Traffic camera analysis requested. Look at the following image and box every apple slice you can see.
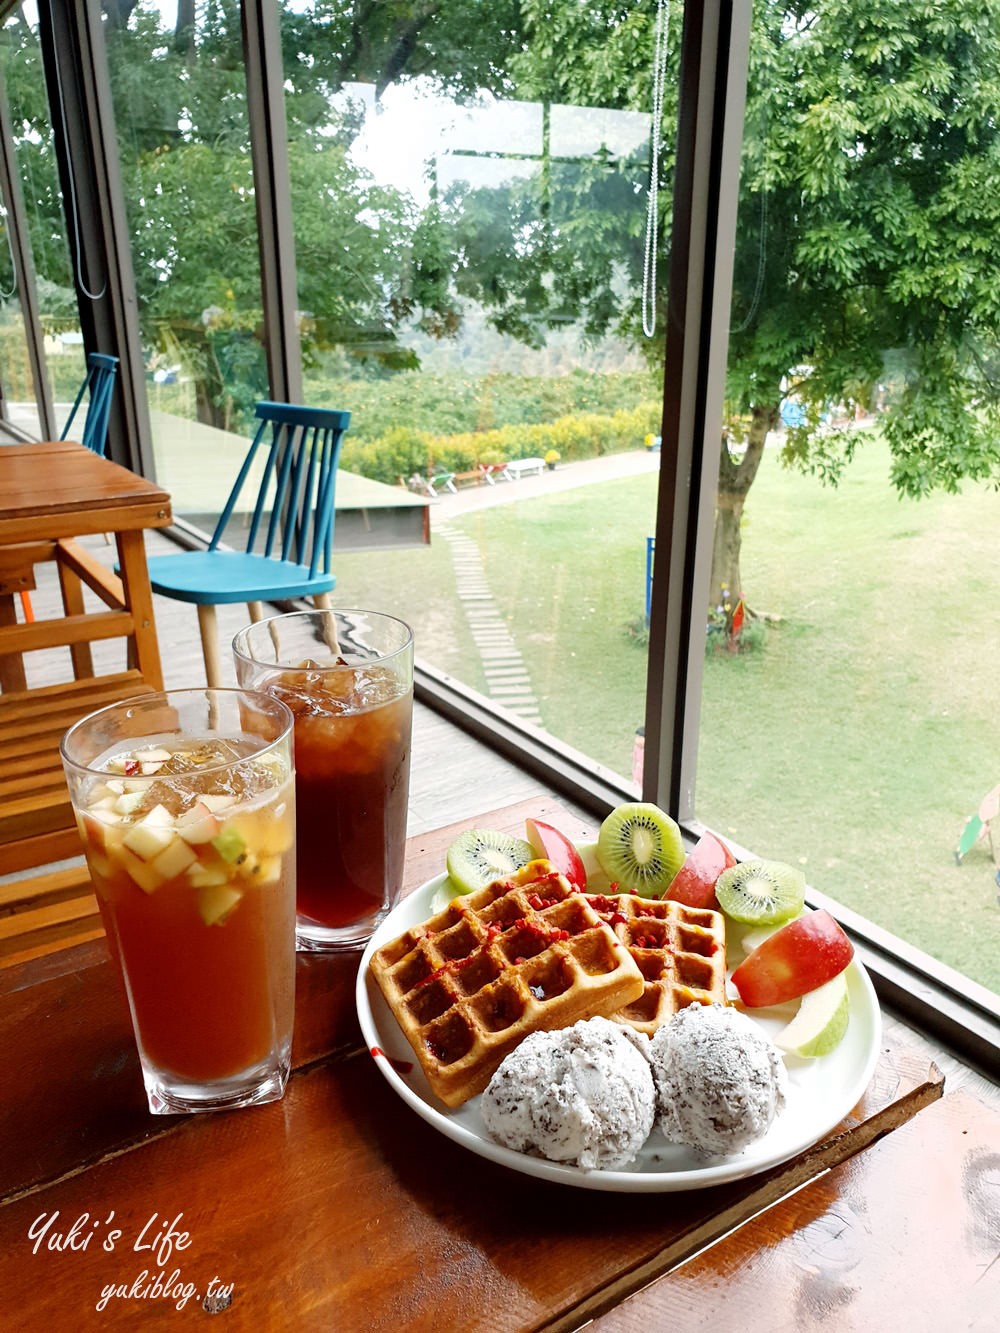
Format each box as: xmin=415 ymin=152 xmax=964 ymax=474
xmin=114 ymin=790 xmax=148 ymax=816
xmin=122 ymin=805 xmax=176 ymax=862
xmin=188 ymin=860 xmax=231 ymax=889
xmin=730 ymin=909 xmax=854 ymax=1007
xmin=152 ymin=835 xmax=198 ymax=881
xmin=176 ymin=802 xmax=221 ymax=845
xmin=108 ymin=842 xmax=163 ymax=895
xmin=774 ymin=970 xmax=850 ymax=1057
xmin=525 ymin=818 xmax=587 ymax=887
xmin=198 ymin=884 xmax=243 ymax=926
xmin=664 ymin=831 xmax=735 ymax=909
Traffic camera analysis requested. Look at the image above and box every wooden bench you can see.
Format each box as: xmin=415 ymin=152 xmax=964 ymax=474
xmin=0 ymin=671 xmax=155 ymax=967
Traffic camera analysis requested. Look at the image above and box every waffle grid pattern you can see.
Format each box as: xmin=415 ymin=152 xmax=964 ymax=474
xmin=370 ymin=870 xmax=644 ymax=1107
xmin=585 ymin=893 xmax=727 ymax=1036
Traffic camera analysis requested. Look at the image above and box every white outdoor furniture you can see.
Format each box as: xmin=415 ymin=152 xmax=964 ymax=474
xmin=505 ymin=457 xmax=546 ymax=479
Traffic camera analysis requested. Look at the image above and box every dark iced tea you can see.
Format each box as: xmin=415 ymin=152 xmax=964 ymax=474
xmin=234 ymin=610 xmax=414 ymax=951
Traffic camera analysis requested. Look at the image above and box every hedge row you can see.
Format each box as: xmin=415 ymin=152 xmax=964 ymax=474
xmin=309 ymin=368 xmax=659 ymax=443
xmin=339 ymin=402 xmax=662 ymax=485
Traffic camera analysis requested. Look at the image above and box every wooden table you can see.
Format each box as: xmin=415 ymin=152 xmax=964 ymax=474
xmin=0 ymin=440 xmax=171 ymax=694
xmin=0 ymin=441 xmax=172 ymax=963
xmin=0 ymin=798 xmax=990 ymax=1331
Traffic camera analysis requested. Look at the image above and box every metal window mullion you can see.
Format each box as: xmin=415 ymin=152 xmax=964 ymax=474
xmin=0 ymin=59 xmax=56 ymax=439
xmin=643 ymin=0 xmax=751 ymax=825
xmin=37 ymin=0 xmax=153 ymax=474
xmin=241 ymin=0 xmax=302 ymax=407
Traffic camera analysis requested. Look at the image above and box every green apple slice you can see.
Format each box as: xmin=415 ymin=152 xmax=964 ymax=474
xmin=774 ymin=969 xmax=850 ymax=1057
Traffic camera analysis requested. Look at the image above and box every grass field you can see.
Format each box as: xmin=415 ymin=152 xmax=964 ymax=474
xmin=332 ymin=437 xmax=999 ymax=993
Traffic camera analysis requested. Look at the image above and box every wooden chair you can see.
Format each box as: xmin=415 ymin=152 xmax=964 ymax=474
xmin=144 ymin=400 xmax=351 ymax=686
xmin=18 ymin=352 xmax=121 ymax=622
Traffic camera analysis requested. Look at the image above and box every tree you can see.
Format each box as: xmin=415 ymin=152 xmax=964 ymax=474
xmin=717 ymin=0 xmax=1000 ymax=608
xmin=421 ymin=0 xmax=1000 ymax=612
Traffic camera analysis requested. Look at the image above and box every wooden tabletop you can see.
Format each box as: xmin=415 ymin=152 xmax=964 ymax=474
xmin=0 ymin=798 xmax=981 ymax=1331
xmin=0 ymin=441 xmax=171 ymax=542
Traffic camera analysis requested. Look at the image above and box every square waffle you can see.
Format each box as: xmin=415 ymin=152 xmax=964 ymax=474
xmin=369 ymin=867 xmax=644 ymax=1107
xmin=585 ymin=893 xmax=727 ymax=1037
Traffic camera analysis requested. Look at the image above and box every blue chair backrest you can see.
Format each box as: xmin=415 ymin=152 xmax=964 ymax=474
xmin=209 ymin=401 xmax=351 ymax=579
xmin=60 ymin=352 xmax=119 ymax=455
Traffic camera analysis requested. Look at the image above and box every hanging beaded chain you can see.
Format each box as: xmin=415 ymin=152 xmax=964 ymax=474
xmin=642 ymin=0 xmax=670 ymax=339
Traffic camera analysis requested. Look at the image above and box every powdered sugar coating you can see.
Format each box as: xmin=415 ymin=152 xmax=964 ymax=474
xmin=649 ymin=1003 xmax=788 ymax=1155
xmin=481 ymin=1017 xmax=655 ymax=1170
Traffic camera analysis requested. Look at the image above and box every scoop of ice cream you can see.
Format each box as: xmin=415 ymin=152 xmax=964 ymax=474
xmin=480 ymin=1017 xmax=655 ymax=1170
xmin=649 ymin=1003 xmax=787 ymax=1156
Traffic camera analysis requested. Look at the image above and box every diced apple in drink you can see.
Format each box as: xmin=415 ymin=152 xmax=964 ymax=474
xmin=133 ymin=747 xmax=172 ymax=764
xmin=151 ymin=835 xmax=198 ymax=881
xmin=200 ymin=793 xmax=236 ymax=813
xmin=104 ymin=753 xmax=129 ymax=775
xmin=198 ymin=884 xmax=243 ymax=926
xmin=105 ymin=778 xmax=126 ymax=794
xmin=259 ymin=813 xmax=294 ymax=855
xmin=114 ymin=790 xmax=148 ymax=816
xmin=122 ymin=804 xmax=176 ymax=861
xmin=176 ymin=802 xmax=221 ymax=845
xmin=247 ymin=854 xmax=281 ymax=885
xmin=211 ymin=825 xmax=247 ymax=864
xmin=187 ymin=861 xmax=231 ymax=889
xmin=77 ymin=808 xmax=120 ymax=854
xmin=89 ymin=794 xmax=119 ymax=812
xmin=109 ymin=842 xmax=163 ymax=894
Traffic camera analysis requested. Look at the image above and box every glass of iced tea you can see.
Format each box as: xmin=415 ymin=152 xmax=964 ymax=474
xmin=232 ymin=609 xmax=413 ymax=952
xmin=61 ymin=688 xmax=297 ymax=1115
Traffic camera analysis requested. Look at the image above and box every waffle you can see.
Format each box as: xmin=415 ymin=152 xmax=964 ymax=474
xmin=585 ymin=893 xmax=727 ymax=1037
xmin=369 ymin=866 xmax=645 ymax=1107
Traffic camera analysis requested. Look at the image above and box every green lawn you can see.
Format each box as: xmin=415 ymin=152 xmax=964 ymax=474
xmin=332 ymin=438 xmax=1000 ymax=993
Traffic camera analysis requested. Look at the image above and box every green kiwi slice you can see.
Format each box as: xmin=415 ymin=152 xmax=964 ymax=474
xmin=715 ymin=859 xmax=805 ymax=925
xmin=596 ymin=802 xmax=685 ymax=897
xmin=445 ymin=829 xmax=534 ymax=895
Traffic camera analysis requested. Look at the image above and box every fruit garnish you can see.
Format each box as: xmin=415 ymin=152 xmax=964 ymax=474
xmin=445 ymin=829 xmax=534 ymax=895
xmin=595 ymin=801 xmax=685 ymax=898
xmin=176 ymin=802 xmax=221 ymax=845
xmin=198 ymin=884 xmax=243 ymax=926
xmin=525 ymin=818 xmax=587 ymax=888
xmin=716 ymin=859 xmax=805 ymax=926
xmin=150 ymin=836 xmax=197 ymax=881
xmin=121 ymin=804 xmax=175 ymax=862
xmin=774 ymin=970 xmax=850 ymax=1057
xmin=664 ymin=831 xmax=735 ymax=909
xmin=211 ymin=826 xmax=247 ymax=864
xmin=730 ymin=909 xmax=854 ymax=1007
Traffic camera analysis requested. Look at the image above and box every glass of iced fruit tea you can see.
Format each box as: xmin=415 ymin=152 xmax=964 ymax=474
xmin=232 ymin=609 xmax=413 ymax=952
xmin=60 ymin=688 xmax=297 ymax=1115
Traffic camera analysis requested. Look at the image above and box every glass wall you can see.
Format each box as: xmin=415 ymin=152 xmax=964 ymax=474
xmin=0 ymin=4 xmax=78 ymax=439
xmin=279 ymin=0 xmax=674 ymax=784
xmin=696 ymin=1 xmax=1000 ymax=996
xmin=101 ymin=2 xmax=267 ymax=529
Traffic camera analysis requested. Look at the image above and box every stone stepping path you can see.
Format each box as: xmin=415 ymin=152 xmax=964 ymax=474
xmin=436 ymin=525 xmax=542 ymax=724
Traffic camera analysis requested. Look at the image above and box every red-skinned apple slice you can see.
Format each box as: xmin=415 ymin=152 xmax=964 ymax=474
xmin=525 ymin=818 xmax=587 ymax=888
xmin=176 ymin=802 xmax=221 ymax=845
xmin=665 ymin=831 xmax=735 ymax=909
xmin=731 ymin=908 xmax=853 ymax=1007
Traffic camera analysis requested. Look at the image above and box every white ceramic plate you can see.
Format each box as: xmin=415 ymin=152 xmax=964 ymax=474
xmin=355 ymin=871 xmax=882 ymax=1193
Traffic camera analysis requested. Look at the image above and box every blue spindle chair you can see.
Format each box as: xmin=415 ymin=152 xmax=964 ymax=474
xmin=60 ymin=352 xmax=119 ymax=455
xmin=145 ymin=401 xmax=351 ymax=687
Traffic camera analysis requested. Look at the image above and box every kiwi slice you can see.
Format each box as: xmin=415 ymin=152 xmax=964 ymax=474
xmin=596 ymin=802 xmax=685 ymax=897
xmin=716 ymin=859 xmax=805 ymax=925
xmin=446 ymin=829 xmax=534 ymax=895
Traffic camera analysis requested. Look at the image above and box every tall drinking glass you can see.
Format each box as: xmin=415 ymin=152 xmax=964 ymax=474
xmin=233 ymin=609 xmax=413 ymax=952
xmin=61 ymin=689 xmax=297 ymax=1115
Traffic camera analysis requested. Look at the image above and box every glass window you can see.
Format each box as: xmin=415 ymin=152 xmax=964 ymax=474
xmin=281 ymin=0 xmax=676 ymax=788
xmin=102 ymin=2 xmax=267 ymax=527
xmin=0 ymin=4 xmax=77 ymax=440
xmin=697 ymin=1 xmax=1000 ymax=998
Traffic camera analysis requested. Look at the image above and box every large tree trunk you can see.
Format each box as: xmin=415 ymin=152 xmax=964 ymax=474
xmin=709 ymin=402 xmax=780 ymax=611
